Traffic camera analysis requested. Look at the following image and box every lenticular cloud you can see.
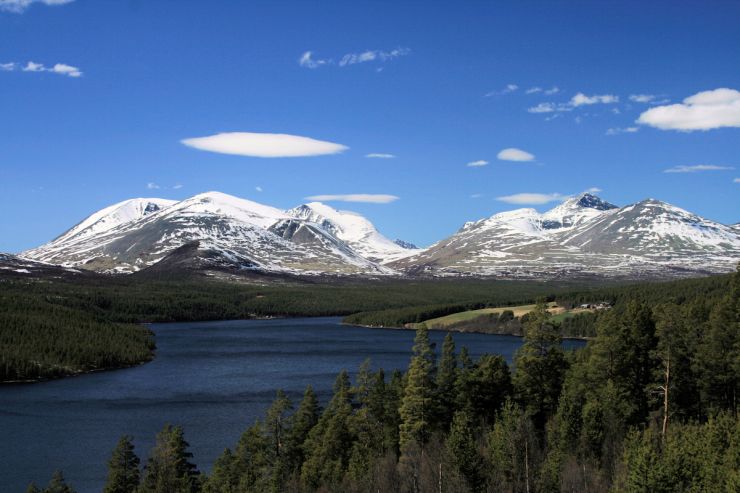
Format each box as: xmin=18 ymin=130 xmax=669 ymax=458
xmin=181 ymin=132 xmax=349 ymax=158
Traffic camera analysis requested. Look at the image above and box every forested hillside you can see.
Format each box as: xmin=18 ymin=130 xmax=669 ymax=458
xmin=29 ymin=267 xmax=739 ymax=492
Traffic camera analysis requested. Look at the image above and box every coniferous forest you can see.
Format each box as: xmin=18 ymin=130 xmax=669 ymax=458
xmin=24 ymin=267 xmax=739 ymax=492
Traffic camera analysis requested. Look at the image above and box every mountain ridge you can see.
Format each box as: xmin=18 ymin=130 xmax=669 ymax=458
xmin=19 ymin=191 xmax=740 ymax=280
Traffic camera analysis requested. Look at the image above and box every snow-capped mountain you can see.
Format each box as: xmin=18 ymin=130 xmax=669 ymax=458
xmin=19 ymin=191 xmax=740 ymax=280
xmin=390 ymin=193 xmax=740 ymax=279
xmin=22 ymin=192 xmax=397 ymax=276
xmin=0 ymin=253 xmax=91 ymax=279
xmin=286 ymin=202 xmax=420 ymax=263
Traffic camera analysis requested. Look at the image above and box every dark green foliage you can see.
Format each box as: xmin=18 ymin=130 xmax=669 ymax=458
xmin=43 ymin=471 xmax=76 ymax=493
xmin=446 ymin=410 xmax=485 ymax=492
xmin=399 ymin=325 xmax=437 ymax=450
xmin=513 ymin=301 xmax=568 ymax=428
xmin=141 ymin=424 xmax=199 ymax=493
xmin=103 ymin=435 xmax=140 ymax=493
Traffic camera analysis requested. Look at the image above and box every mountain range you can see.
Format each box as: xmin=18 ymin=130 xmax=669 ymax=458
xmin=14 ymin=191 xmax=740 ymax=280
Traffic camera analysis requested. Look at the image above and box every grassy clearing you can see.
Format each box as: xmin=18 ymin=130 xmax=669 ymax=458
xmin=420 ymin=302 xmax=592 ymax=328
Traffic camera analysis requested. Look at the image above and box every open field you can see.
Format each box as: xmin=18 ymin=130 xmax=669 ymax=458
xmin=419 ymin=302 xmax=592 ymax=329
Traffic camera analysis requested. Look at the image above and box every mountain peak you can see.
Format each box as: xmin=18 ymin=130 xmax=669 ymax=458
xmin=571 ymin=192 xmax=618 ymax=211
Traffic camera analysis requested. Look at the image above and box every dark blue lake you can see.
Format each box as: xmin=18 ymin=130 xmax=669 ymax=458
xmin=0 ymin=317 xmax=585 ymax=492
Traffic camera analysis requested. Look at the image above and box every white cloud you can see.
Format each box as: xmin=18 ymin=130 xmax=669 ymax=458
xmin=365 ymin=153 xmax=395 ymax=159
xmin=734 ymin=178 xmax=740 ymax=183
xmin=470 ymin=193 xmax=483 ymax=199
xmin=22 ymin=61 xmax=44 ymax=72
xmin=255 ymin=186 xmax=263 ymax=192
xmin=525 ymin=87 xmax=542 ymax=94
xmin=50 ymin=63 xmax=82 ymax=77
xmin=544 ymin=87 xmax=560 ymax=95
xmin=146 ymin=182 xmax=160 ymax=190
xmin=497 ymin=148 xmax=535 ymax=162
xmin=299 ymin=48 xmax=410 ymax=69
xmin=637 ymin=88 xmax=740 ymax=131
xmin=496 ymin=193 xmax=564 ymax=205
xmin=586 ymin=187 xmax=603 ymax=194
xmin=298 ymin=51 xmax=330 ymax=69
xmin=485 ymin=84 xmax=518 ymax=97
xmin=466 ymin=160 xmax=488 ymax=167
xmin=570 ymin=93 xmax=619 ymax=107
xmin=629 ymin=94 xmax=655 ymax=103
xmin=529 ymin=91 xmax=617 ymax=114
xmin=663 ymin=164 xmax=734 ymax=174
xmin=0 ymin=0 xmax=73 ymax=13
xmin=173 ymin=184 xmax=183 ymax=190
xmin=606 ymin=126 xmax=639 ymax=135
xmin=305 ymin=194 xmax=399 ymax=204
xmin=181 ymin=132 xmax=348 ymax=158
xmin=527 ymin=102 xmax=559 ymax=113
xmin=13 ymin=60 xmax=82 ymax=77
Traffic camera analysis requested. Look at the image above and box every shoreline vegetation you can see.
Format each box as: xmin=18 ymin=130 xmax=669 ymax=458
xmin=1 ymin=272 xmax=734 ymax=383
xmin=28 ymin=266 xmax=740 ymax=493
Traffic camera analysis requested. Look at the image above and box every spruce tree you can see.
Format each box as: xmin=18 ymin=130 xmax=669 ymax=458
xmin=399 ymin=324 xmax=437 ymax=450
xmin=446 ymin=410 xmax=485 ymax=492
xmin=513 ymin=301 xmax=567 ymax=428
xmin=43 ymin=470 xmax=75 ymax=493
xmin=25 ymin=483 xmax=41 ymax=493
xmin=141 ymin=424 xmax=200 ymax=493
xmin=264 ymin=390 xmax=292 ymax=491
xmin=103 ymin=435 xmax=140 ymax=493
xmin=285 ymin=385 xmax=319 ymax=472
xmin=436 ymin=333 xmax=458 ymax=429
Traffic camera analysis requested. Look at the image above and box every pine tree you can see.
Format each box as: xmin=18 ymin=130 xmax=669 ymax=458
xmin=467 ymin=354 xmax=512 ymax=423
xmin=25 ymin=483 xmax=41 ymax=493
xmin=203 ymin=448 xmax=238 ymax=493
xmin=436 ymin=333 xmax=458 ymax=429
xmin=301 ymin=370 xmax=354 ymax=489
xmin=43 ymin=470 xmax=75 ymax=493
xmin=399 ymin=324 xmax=437 ymax=450
xmin=233 ymin=421 xmax=269 ymax=491
xmin=264 ymin=390 xmax=292 ymax=491
xmin=513 ymin=301 xmax=567 ymax=427
xmin=141 ymin=424 xmax=200 ymax=493
xmin=284 ymin=385 xmax=319 ymax=473
xmin=103 ymin=435 xmax=141 ymax=493
xmin=446 ymin=410 xmax=485 ymax=492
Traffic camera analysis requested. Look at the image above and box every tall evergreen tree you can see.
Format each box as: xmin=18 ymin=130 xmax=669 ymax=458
xmin=399 ymin=324 xmax=437 ymax=450
xmin=513 ymin=301 xmax=567 ymax=427
xmin=141 ymin=424 xmax=200 ymax=493
xmin=103 ymin=435 xmax=141 ymax=493
xmin=446 ymin=410 xmax=485 ymax=492
xmin=43 ymin=471 xmax=75 ymax=493
xmin=436 ymin=333 xmax=458 ymax=429
xmin=284 ymin=385 xmax=319 ymax=473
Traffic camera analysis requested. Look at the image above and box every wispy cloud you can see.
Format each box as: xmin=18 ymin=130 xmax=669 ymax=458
xmin=528 ymin=92 xmax=617 ymax=113
xmin=629 ymin=94 xmax=655 ymax=103
xmin=734 ymin=178 xmax=740 ymax=183
xmin=0 ymin=0 xmax=73 ymax=13
xmin=255 ymin=186 xmax=263 ymax=192
xmin=585 ymin=187 xmax=603 ymax=194
xmin=570 ymin=93 xmax=619 ymax=107
xmin=146 ymin=182 xmax=160 ymax=190
xmin=485 ymin=84 xmax=518 ymax=97
xmin=365 ymin=153 xmax=395 ymax=159
xmin=470 ymin=193 xmax=483 ymax=199
xmin=638 ymin=88 xmax=740 ymax=131
xmin=181 ymin=132 xmax=348 ymax=158
xmin=496 ymin=192 xmax=564 ymax=205
xmin=305 ymin=194 xmax=399 ymax=204
xmin=299 ymin=48 xmax=410 ymax=69
xmin=497 ymin=148 xmax=535 ymax=162
xmin=544 ymin=87 xmax=560 ymax=95
xmin=173 ymin=184 xmax=183 ymax=190
xmin=466 ymin=160 xmax=488 ymax=167
xmin=606 ymin=126 xmax=639 ymax=135
xmin=663 ymin=164 xmax=734 ymax=174
xmin=2 ymin=60 xmax=82 ymax=77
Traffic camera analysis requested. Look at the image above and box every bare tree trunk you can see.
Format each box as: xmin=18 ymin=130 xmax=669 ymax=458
xmin=662 ymin=353 xmax=670 ymax=439
xmin=525 ymin=440 xmax=530 ymax=493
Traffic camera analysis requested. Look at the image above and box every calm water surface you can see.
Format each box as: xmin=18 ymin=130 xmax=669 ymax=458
xmin=0 ymin=317 xmax=585 ymax=492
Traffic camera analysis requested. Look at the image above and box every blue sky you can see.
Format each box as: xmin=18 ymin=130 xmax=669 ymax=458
xmin=1 ymin=0 xmax=739 ymax=252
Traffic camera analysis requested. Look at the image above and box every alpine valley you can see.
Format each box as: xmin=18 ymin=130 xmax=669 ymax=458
xmin=16 ymin=191 xmax=740 ymax=281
